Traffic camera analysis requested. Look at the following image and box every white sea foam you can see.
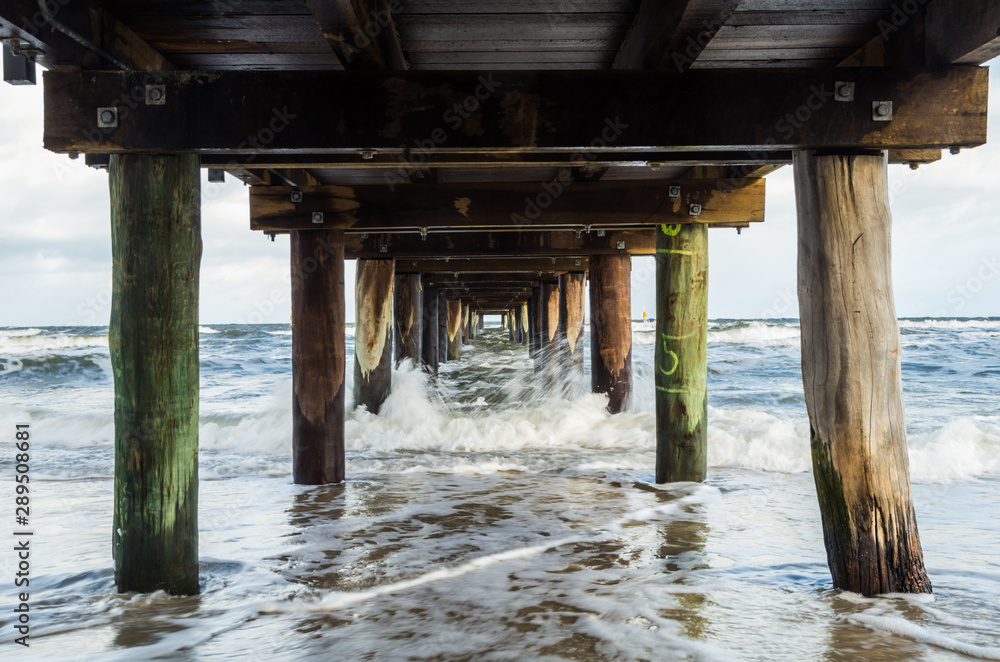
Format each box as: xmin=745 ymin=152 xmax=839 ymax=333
xmin=710 ymin=321 xmax=801 ymax=346
xmin=901 ymin=318 xmax=1000 ymax=330
xmin=0 ymin=332 xmax=108 ymax=353
xmin=199 ymin=326 xmax=220 ymax=334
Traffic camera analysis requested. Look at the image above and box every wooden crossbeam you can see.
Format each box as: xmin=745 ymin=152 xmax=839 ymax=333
xmin=306 ymin=0 xmax=407 ymax=70
xmin=396 ymin=258 xmax=587 ymax=273
xmin=614 ymin=0 xmax=741 ymax=70
xmin=345 ymin=229 xmax=655 ymax=258
xmin=0 ymin=0 xmax=172 ymax=71
xmin=44 ymin=67 xmax=987 ymax=156
xmin=250 ymin=180 xmax=763 ymax=232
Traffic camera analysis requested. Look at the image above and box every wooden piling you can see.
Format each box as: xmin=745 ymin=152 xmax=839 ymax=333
xmin=655 ymin=224 xmax=708 ymax=484
xmin=437 ymin=291 xmax=448 ymax=364
xmin=394 ymin=273 xmax=421 ymax=367
xmin=794 ymin=150 xmax=931 ymax=596
xmin=291 ymin=229 xmax=346 ymax=485
xmin=420 ymin=284 xmax=438 ymax=375
xmin=589 ymin=255 xmax=632 ymax=413
xmin=447 ymin=299 xmax=463 ymax=360
xmin=559 ymin=272 xmax=587 ymax=377
xmin=353 ymin=258 xmax=394 ymax=414
xmin=520 ymin=302 xmax=529 ymax=346
xmin=462 ymin=303 xmax=470 ymax=345
xmin=542 ymin=282 xmax=560 ymax=386
xmin=110 ymin=153 xmax=201 ymax=595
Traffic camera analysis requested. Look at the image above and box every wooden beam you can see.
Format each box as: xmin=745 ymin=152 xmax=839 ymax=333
xmin=398 ymin=258 xmax=588 ymax=273
xmin=420 ymin=284 xmax=438 ymax=375
xmin=558 ymin=272 xmax=587 ymax=379
xmin=348 ymin=230 xmax=651 ymax=259
xmin=590 ymin=255 xmax=632 ymax=414
xmin=843 ymin=0 xmax=1000 ymax=67
xmin=250 ymin=180 xmax=764 ymax=232
xmin=306 ymin=0 xmax=407 ymax=70
xmin=44 ymin=68 xmax=988 ymax=155
xmin=109 ymin=153 xmax=199 ymax=596
xmin=0 ymin=0 xmax=172 ymax=71
xmin=394 ymin=273 xmax=421 ymax=367
xmin=353 ymin=258 xmax=393 ymax=414
xmin=614 ymin=0 xmax=742 ymax=70
xmin=794 ymin=150 xmax=931 ymax=595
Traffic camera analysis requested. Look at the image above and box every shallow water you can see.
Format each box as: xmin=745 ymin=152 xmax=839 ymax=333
xmin=0 ymin=320 xmax=998 ymax=660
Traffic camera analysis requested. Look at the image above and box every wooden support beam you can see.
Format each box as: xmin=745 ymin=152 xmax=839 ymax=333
xmin=843 ymin=0 xmax=1000 ymax=67
xmin=397 ymin=257 xmax=588 ymax=274
xmin=655 ymin=224 xmax=708 ymax=484
xmin=437 ymin=291 xmax=448 ymax=364
xmin=529 ymin=287 xmax=541 ymax=373
xmin=306 ymin=0 xmax=407 ymax=70
xmin=44 ymin=68 xmax=988 ymax=155
xmin=353 ymin=258 xmax=393 ymax=414
xmin=0 ymin=0 xmax=173 ymax=71
xmin=446 ymin=299 xmax=462 ymax=360
xmin=541 ymin=282 xmax=560 ymax=388
xmin=614 ymin=0 xmax=741 ymax=70
xmin=590 ymin=255 xmax=632 ymax=414
xmin=461 ymin=302 xmax=470 ymax=345
xmin=394 ymin=273 xmax=421 ymax=367
xmin=348 ymin=231 xmax=650 ymax=259
xmin=794 ymin=150 xmax=931 ymax=596
xmin=291 ymin=230 xmax=346 ymax=485
xmin=558 ymin=272 xmax=587 ymax=380
xmin=420 ymin=284 xmax=438 ymax=375
xmin=520 ymin=302 xmax=529 ymax=346
xmin=110 ymin=153 xmax=199 ymax=596
xmin=250 ymin=180 xmax=764 ymax=232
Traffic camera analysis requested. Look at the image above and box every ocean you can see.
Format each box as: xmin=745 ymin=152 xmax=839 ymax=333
xmin=0 ymin=319 xmax=998 ymax=661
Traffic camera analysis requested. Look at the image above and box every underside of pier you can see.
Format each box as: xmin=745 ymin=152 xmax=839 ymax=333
xmin=5 ymin=0 xmax=996 ymax=597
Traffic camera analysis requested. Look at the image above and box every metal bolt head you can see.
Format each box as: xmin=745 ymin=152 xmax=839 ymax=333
xmin=574 ymin=259 xmax=582 ymax=266
xmin=145 ymin=84 xmax=166 ymax=105
xmin=616 ymin=240 xmax=626 ymax=250
xmin=360 ymin=150 xmax=375 ymax=160
xmin=873 ymin=101 xmax=892 ymax=121
xmin=597 ymin=229 xmax=606 ymax=237
xmin=668 ymin=185 xmax=681 ymax=198
xmin=97 ymin=107 xmax=117 ymax=128
xmin=689 ymin=203 xmax=703 ymax=217
xmin=290 ymin=190 xmax=303 ymax=203
xmin=379 ymin=244 xmax=388 ymax=253
xmin=834 ymin=81 xmax=854 ymax=102
xmin=311 ymin=212 xmax=324 ymax=224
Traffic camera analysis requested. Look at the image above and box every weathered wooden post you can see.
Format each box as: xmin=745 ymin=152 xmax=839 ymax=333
xmin=447 ymin=299 xmax=463 ymax=360
xmin=520 ymin=302 xmax=529 ymax=346
xmin=542 ymin=281 xmax=560 ymax=387
xmin=655 ymin=224 xmax=708 ymax=484
xmin=354 ymin=259 xmax=394 ymax=414
xmin=508 ymin=310 xmax=516 ymax=342
xmin=794 ymin=150 xmax=931 ymax=596
xmin=559 ymin=272 xmax=587 ymax=378
xmin=478 ymin=314 xmax=484 ymax=331
xmin=437 ymin=291 xmax=448 ymax=364
xmin=291 ymin=229 xmax=346 ymax=485
xmin=394 ymin=273 xmax=421 ymax=367
xmin=530 ymin=286 xmax=542 ymax=374
xmin=421 ymin=284 xmax=438 ymax=375
xmin=589 ymin=255 xmax=632 ymax=413
xmin=462 ymin=302 xmax=470 ymax=345
xmin=110 ymin=154 xmax=200 ymax=595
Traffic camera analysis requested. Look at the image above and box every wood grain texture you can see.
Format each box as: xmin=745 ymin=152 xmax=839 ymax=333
xmin=110 ymin=154 xmax=200 ymax=595
xmin=353 ymin=258 xmax=394 ymax=414
xmin=559 ymin=272 xmax=587 ymax=377
xmin=291 ymin=229 xmax=346 ymax=485
xmin=589 ymin=255 xmax=632 ymax=413
xmin=655 ymin=223 xmax=708 ymax=484
xmin=420 ymin=284 xmax=439 ymax=375
xmin=437 ymin=291 xmax=449 ymax=363
xmin=394 ymin=273 xmax=421 ymax=366
xmin=794 ymin=150 xmax=931 ymax=596
xmin=446 ymin=299 xmax=462 ymax=360
xmin=43 ymin=68 xmax=988 ymax=155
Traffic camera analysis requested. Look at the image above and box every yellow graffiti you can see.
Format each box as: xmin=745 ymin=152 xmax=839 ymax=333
xmin=661 ymin=224 xmax=681 ymax=236
xmin=656 ymin=248 xmax=693 ymax=255
xmin=655 ymin=386 xmax=687 ymax=394
xmin=659 ymin=349 xmax=679 ymax=377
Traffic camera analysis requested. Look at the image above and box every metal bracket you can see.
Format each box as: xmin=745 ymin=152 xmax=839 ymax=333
xmin=668 ymin=185 xmax=681 ymax=198
xmin=834 ymin=81 xmax=855 ymax=102
xmin=597 ymin=229 xmax=606 ymax=237
xmin=873 ymin=101 xmax=893 ymax=121
xmin=689 ymin=204 xmax=703 ymax=217
xmin=97 ymin=107 xmax=118 ymax=129
xmin=290 ymin=190 xmax=303 ymax=203
xmin=379 ymin=244 xmax=388 ymax=253
xmin=311 ymin=212 xmax=324 ymax=224
xmin=616 ymin=240 xmax=626 ymax=250
xmin=145 ymin=84 xmax=166 ymax=105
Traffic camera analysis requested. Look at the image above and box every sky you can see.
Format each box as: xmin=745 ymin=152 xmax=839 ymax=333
xmin=1 ymin=64 xmax=999 ymax=326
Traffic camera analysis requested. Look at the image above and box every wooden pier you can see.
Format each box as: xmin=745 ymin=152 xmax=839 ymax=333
xmin=3 ymin=0 xmax=995 ymax=597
